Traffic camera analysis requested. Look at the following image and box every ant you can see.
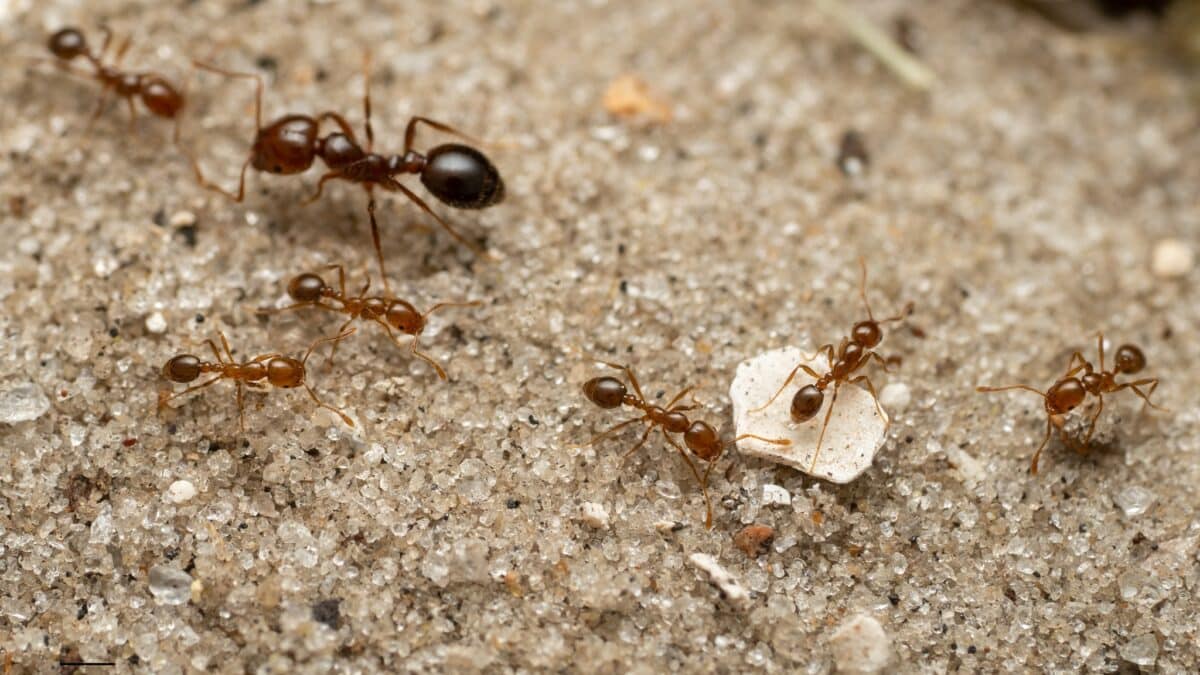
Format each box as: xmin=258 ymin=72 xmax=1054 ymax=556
xmin=749 ymin=259 xmax=912 ymax=473
xmin=45 ymin=27 xmax=185 ymax=133
xmin=159 ymin=330 xmax=355 ymax=431
xmin=581 ymin=361 xmax=790 ymax=529
xmin=977 ymin=333 xmax=1162 ymax=474
xmin=186 ymin=55 xmax=504 ymax=292
xmin=259 ymin=264 xmax=479 ymax=380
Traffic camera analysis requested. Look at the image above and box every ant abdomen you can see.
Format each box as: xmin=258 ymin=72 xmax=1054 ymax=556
xmin=1045 ymin=378 xmax=1086 ymax=414
xmin=48 ymin=28 xmax=88 ymax=60
xmin=288 ymin=273 xmax=328 ymax=302
xmin=583 ymin=376 xmax=626 ymax=409
xmin=420 ymin=144 xmax=505 ymax=209
xmin=266 ymin=358 xmax=305 ymax=388
xmin=683 ymin=422 xmax=721 ymax=461
xmin=1114 ymin=344 xmax=1146 ymax=374
xmin=163 ymin=354 xmax=202 ymax=383
xmin=139 ymin=76 xmax=184 ymax=118
xmin=252 ymin=115 xmax=320 ymax=174
xmin=791 ymin=385 xmax=825 ymax=423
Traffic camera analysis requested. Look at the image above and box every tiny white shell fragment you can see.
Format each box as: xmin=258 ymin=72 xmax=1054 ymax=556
xmin=579 ymin=502 xmax=610 ymax=529
xmin=688 ymin=553 xmax=749 ymax=608
xmin=829 ymin=613 xmax=892 ymax=674
xmin=731 ymin=347 xmax=888 ymax=483
xmin=878 ymin=382 xmax=911 ymax=413
xmin=165 ymin=480 xmax=198 ymax=504
xmin=145 ymin=312 xmax=168 ymax=334
xmin=761 ymin=484 xmax=792 ymax=507
xmin=1151 ymin=238 xmax=1192 ymax=278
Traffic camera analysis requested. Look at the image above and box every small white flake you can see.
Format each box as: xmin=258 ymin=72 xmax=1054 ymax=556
xmin=0 ymin=381 xmax=51 ymax=424
xmin=878 ymin=382 xmax=911 ymax=413
xmin=145 ymin=312 xmax=168 ymax=334
xmin=169 ymin=210 xmax=197 ymax=228
xmin=761 ymin=484 xmax=791 ymax=507
xmin=165 ymin=480 xmax=198 ymax=504
xmin=829 ymin=613 xmax=892 ymax=674
xmin=688 ymin=553 xmax=749 ymax=608
xmin=579 ymin=502 xmax=610 ymax=529
xmin=1150 ymin=239 xmax=1192 ymax=278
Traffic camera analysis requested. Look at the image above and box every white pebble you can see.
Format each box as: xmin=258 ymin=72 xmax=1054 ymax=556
xmin=730 ymin=347 xmax=888 ymax=483
xmin=0 ymin=381 xmax=51 ymax=424
xmin=878 ymin=382 xmax=911 ymax=413
xmin=1115 ymin=485 xmax=1155 ymax=518
xmin=579 ymin=502 xmax=610 ymax=529
xmin=145 ymin=312 xmax=168 ymax=334
xmin=688 ymin=553 xmax=749 ymax=608
xmin=165 ymin=480 xmax=198 ymax=504
xmin=169 ymin=210 xmax=197 ymax=228
xmin=1119 ymin=633 xmax=1158 ymax=667
xmin=829 ymin=613 xmax=892 ymax=674
xmin=761 ymin=484 xmax=791 ymax=507
xmin=1151 ymin=239 xmax=1192 ymax=278
xmin=148 ymin=565 xmax=193 ymax=606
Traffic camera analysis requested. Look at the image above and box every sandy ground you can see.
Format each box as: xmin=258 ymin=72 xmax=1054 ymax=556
xmin=1 ymin=0 xmax=1198 ymax=672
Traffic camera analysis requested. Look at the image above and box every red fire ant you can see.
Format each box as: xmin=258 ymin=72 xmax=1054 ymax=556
xmin=259 ymin=265 xmax=479 ymax=380
xmin=581 ymin=361 xmax=790 ymax=528
xmin=186 ymin=55 xmax=503 ymax=292
xmin=159 ymin=330 xmax=355 ymax=431
xmin=749 ymin=259 xmax=911 ymax=473
xmin=45 ymin=27 xmax=185 ymax=133
xmin=977 ymin=333 xmax=1163 ymax=474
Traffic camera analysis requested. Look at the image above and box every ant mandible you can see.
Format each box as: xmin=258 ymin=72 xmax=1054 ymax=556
xmin=187 ymin=54 xmax=504 ymax=292
xmin=750 ymin=258 xmax=912 ymax=473
xmin=976 ymin=333 xmax=1163 ymax=474
xmin=159 ymin=329 xmax=356 ymax=431
xmin=581 ymin=361 xmax=790 ymax=529
xmin=46 ymin=27 xmax=185 ymax=133
xmin=259 ymin=264 xmax=480 ymax=380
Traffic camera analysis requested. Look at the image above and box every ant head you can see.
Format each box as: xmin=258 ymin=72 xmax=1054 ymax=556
xmin=851 ymin=320 xmax=882 ymax=348
xmin=583 ymin=376 xmax=626 ymax=409
xmin=1046 ymin=377 xmax=1086 ymax=414
xmin=1114 ymin=344 xmax=1146 ymax=374
xmin=48 ymin=28 xmax=87 ymax=60
xmin=790 ymin=384 xmax=825 ymax=423
xmin=139 ymin=76 xmax=184 ymax=118
xmin=163 ymin=354 xmax=201 ymax=383
xmin=385 ymin=302 xmax=424 ymax=336
xmin=252 ymin=116 xmax=319 ymax=174
xmin=288 ymin=273 xmax=327 ymax=302
xmin=683 ymin=421 xmax=722 ymax=461
xmin=266 ymin=357 xmax=305 ymax=388
xmin=420 ymin=144 xmax=505 ymax=209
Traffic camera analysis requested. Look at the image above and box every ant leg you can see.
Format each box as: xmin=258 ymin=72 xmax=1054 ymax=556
xmin=189 ymin=152 xmax=250 ymax=202
xmin=84 ymin=86 xmax=115 ymax=134
xmin=423 ymin=299 xmax=483 ymax=320
xmin=303 ymin=170 xmax=343 ymax=205
xmin=665 ymin=386 xmax=694 ymax=410
xmin=575 ymin=416 xmax=645 ymax=450
xmin=620 ymin=423 xmax=657 ymax=463
xmin=193 ymin=60 xmax=264 ymax=128
xmin=384 ymin=178 xmax=495 ymax=259
xmin=158 ymin=374 xmax=225 ymax=409
xmin=125 ymin=96 xmax=138 ymax=131
xmin=322 ymin=263 xmax=349 ymax=298
xmin=808 ymin=381 xmax=841 ymax=473
xmin=976 ymin=383 xmax=1047 ymax=397
xmin=857 ymin=256 xmax=875 ymax=321
xmin=257 ymin=300 xmax=339 ymax=317
xmin=403 ymin=116 xmax=485 ymax=153
xmin=113 ymin=34 xmax=132 ymax=66
xmin=324 ymin=317 xmax=357 ymax=368
xmin=408 ymin=336 xmax=448 ymax=380
xmin=880 ymin=301 xmax=914 ymax=324
xmin=315 ymin=111 xmax=359 ymax=144
xmin=203 ymin=338 xmax=226 ymax=364
xmin=1096 ymin=332 xmax=1106 ymax=372
xmin=662 ymin=432 xmax=714 ymax=530
xmin=365 ymin=194 xmax=393 ymax=296
xmin=236 ymin=380 xmax=245 ymax=433
xmin=1115 ymin=378 xmax=1165 ymax=411
xmin=731 ymin=433 xmax=791 ymax=446
xmin=303 ymin=383 xmax=355 ymax=427
xmin=748 ymin=362 xmax=824 ymax=414
xmin=867 ymin=351 xmax=895 ymax=373
xmin=1030 ymin=415 xmax=1053 ymax=475
xmin=592 ymin=360 xmax=647 ymax=402
xmin=361 ymin=51 xmax=374 ymax=151
xmin=849 ymin=374 xmax=886 ymax=427
xmin=219 ymin=332 xmax=236 ymax=363
xmin=302 ymin=327 xmax=357 ymax=366
xmin=1062 ymin=351 xmax=1090 ymax=378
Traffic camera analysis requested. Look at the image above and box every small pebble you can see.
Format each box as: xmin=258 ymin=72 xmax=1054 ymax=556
xmin=1119 ymin=633 xmax=1158 ymax=667
xmin=169 ymin=210 xmax=197 ymax=228
xmin=165 ymin=480 xmax=198 ymax=504
xmin=829 ymin=613 xmax=892 ymax=674
xmin=878 ymin=382 xmax=911 ymax=413
xmin=761 ymin=484 xmax=791 ymax=507
xmin=579 ymin=501 xmax=610 ymax=529
xmin=145 ymin=312 xmax=168 ymax=334
xmin=0 ymin=381 xmax=51 ymax=424
xmin=688 ymin=553 xmax=750 ymax=608
xmin=1150 ymin=238 xmax=1192 ymax=278
xmin=733 ymin=524 xmax=775 ymax=558
xmin=654 ymin=520 xmax=684 ymax=534
xmin=1114 ymin=485 xmax=1155 ymax=518
xmin=148 ymin=565 xmax=193 ymax=606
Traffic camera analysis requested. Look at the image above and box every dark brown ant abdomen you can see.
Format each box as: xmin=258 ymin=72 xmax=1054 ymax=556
xmin=583 ymin=376 xmax=626 ymax=409
xmin=139 ymin=75 xmax=184 ymax=118
xmin=1045 ymin=377 xmax=1086 ymax=414
xmin=791 ymin=384 xmax=825 ymax=422
xmin=419 ymin=144 xmax=505 ymax=209
xmin=266 ymin=358 xmax=305 ymax=388
xmin=317 ymin=133 xmax=366 ymax=169
xmin=683 ymin=421 xmax=721 ymax=461
xmin=1114 ymin=344 xmax=1146 ymax=374
xmin=163 ymin=355 xmax=202 ymax=383
xmin=253 ymin=115 xmax=320 ymax=174
xmin=49 ymin=28 xmax=88 ymax=60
